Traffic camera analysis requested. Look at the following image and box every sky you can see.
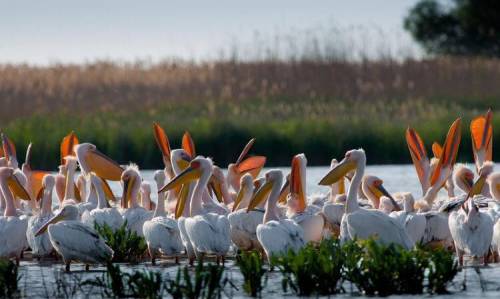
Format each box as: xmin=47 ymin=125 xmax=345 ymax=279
xmin=0 ymin=0 xmax=420 ymax=65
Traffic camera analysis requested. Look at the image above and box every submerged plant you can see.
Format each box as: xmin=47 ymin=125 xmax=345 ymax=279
xmin=427 ymin=247 xmax=459 ymax=294
xmin=94 ymin=221 xmax=147 ymax=263
xmin=236 ymin=251 xmax=266 ymax=297
xmin=0 ymin=259 xmax=19 ymax=297
xmin=164 ymin=262 xmax=229 ymax=299
xmin=273 ymin=239 xmax=343 ymax=296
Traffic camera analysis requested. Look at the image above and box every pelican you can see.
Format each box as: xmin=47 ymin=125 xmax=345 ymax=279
xmin=227 ymin=173 xmax=264 ymax=251
xmin=160 ymin=157 xmax=231 ymax=264
xmin=121 ymin=166 xmax=151 ymax=236
xmin=75 ymin=143 xmax=124 ymax=181
xmin=390 ymin=195 xmax=426 ymax=244
xmin=36 ymin=205 xmax=113 ymax=271
xmin=60 ymin=156 xmax=80 ymax=207
xmin=286 ymin=154 xmax=324 ymax=243
xmin=140 ymin=181 xmax=156 ymax=211
xmin=454 ymin=164 xmax=474 ymax=195
xmin=81 ymin=174 xmax=123 ymax=230
xmin=319 ymin=149 xmax=414 ymax=249
xmin=449 ymin=195 xmax=493 ymax=265
xmin=0 ymin=167 xmax=32 ymax=263
xmin=143 ymin=170 xmax=183 ymax=264
xmin=26 ymin=174 xmax=55 ymax=258
xmin=77 ymin=174 xmax=98 ymax=213
xmin=361 ymin=175 xmax=401 ymax=211
xmin=247 ymin=169 xmax=305 ymax=261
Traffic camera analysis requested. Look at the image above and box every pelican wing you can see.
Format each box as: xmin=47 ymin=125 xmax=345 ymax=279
xmin=256 ymin=219 xmax=305 ymax=257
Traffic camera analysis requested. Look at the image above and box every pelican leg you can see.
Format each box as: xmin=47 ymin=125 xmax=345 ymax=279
xmin=15 ymin=257 xmax=20 ymax=266
xmin=149 ymin=248 xmax=156 ymax=265
xmin=222 ymin=255 xmax=225 ymax=266
xmin=455 ymin=245 xmax=464 ymax=266
xmin=188 ymin=257 xmax=194 ymax=266
xmin=175 ymin=256 xmax=179 ymax=264
xmin=85 ymin=264 xmax=90 ymax=271
xmin=65 ymin=262 xmax=71 ymax=272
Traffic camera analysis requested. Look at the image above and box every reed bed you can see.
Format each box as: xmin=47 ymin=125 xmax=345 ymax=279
xmin=1 ymin=57 xmax=499 ymax=168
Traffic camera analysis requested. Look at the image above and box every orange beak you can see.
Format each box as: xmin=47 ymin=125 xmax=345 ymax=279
xmin=430 ymin=118 xmax=462 ymax=187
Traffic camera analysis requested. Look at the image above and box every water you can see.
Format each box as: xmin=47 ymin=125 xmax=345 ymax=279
xmin=20 ymin=164 xmax=500 ymax=298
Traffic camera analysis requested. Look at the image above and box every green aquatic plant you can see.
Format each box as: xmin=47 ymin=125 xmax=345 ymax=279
xmin=164 ymin=262 xmax=229 ymax=299
xmin=273 ymin=239 xmax=344 ymax=296
xmin=236 ymin=251 xmax=266 ymax=297
xmin=0 ymin=259 xmax=19 ymax=297
xmin=94 ymin=221 xmax=147 ymax=263
xmin=427 ymin=247 xmax=459 ymax=294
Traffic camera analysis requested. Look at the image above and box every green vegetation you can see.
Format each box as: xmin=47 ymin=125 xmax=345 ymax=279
xmin=427 ymin=247 xmax=460 ymax=294
xmin=94 ymin=222 xmax=147 ymax=263
xmin=0 ymin=260 xmax=18 ymax=297
xmin=236 ymin=251 xmax=266 ymax=297
xmin=273 ymin=239 xmax=344 ymax=296
xmin=1 ymin=58 xmax=499 ymax=168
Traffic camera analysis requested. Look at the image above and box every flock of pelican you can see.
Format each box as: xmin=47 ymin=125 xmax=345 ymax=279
xmin=0 ymin=109 xmax=498 ymax=271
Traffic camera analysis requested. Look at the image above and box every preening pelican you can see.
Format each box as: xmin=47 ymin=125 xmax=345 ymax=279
xmin=160 ymin=157 xmax=231 ymax=264
xmin=227 ymin=173 xmax=264 ymax=251
xmin=121 ymin=166 xmax=151 ymax=236
xmin=248 ymin=169 xmax=305 ymax=261
xmin=454 ymin=164 xmax=474 ymax=195
xmin=361 ymin=175 xmax=401 ymax=211
xmin=27 ymin=174 xmax=55 ymax=258
xmin=81 ymin=174 xmax=123 ymax=231
xmin=143 ymin=170 xmax=183 ymax=264
xmin=286 ymin=154 xmax=324 ymax=243
xmin=319 ymin=149 xmax=414 ymax=249
xmin=0 ymin=167 xmax=32 ymax=263
xmin=36 ymin=205 xmax=113 ymax=271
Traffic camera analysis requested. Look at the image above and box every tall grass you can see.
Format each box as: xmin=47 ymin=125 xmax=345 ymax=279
xmin=94 ymin=222 xmax=147 ymax=263
xmin=236 ymin=251 xmax=266 ymax=297
xmin=0 ymin=259 xmax=19 ymax=297
xmin=1 ymin=56 xmax=499 ymax=167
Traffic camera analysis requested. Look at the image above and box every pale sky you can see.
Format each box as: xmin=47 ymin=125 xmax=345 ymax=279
xmin=0 ymin=0 xmax=421 ymax=65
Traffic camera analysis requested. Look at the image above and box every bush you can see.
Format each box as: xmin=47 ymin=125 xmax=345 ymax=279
xmin=0 ymin=259 xmax=18 ymax=297
xmin=236 ymin=251 xmax=266 ymax=297
xmin=95 ymin=221 xmax=147 ymax=263
xmin=272 ymin=239 xmax=343 ymax=296
xmin=427 ymin=247 xmax=459 ymax=294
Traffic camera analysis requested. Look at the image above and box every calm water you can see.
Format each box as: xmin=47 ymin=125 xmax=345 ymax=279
xmin=22 ymin=164 xmax=500 ymax=298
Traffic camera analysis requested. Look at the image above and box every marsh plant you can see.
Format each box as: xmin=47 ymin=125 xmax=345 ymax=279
xmin=164 ymin=262 xmax=229 ymax=299
xmin=273 ymin=239 xmax=344 ymax=296
xmin=236 ymin=251 xmax=266 ymax=297
xmin=427 ymin=247 xmax=459 ymax=294
xmin=95 ymin=221 xmax=147 ymax=263
xmin=0 ymin=259 xmax=19 ymax=297
xmin=85 ymin=263 xmax=163 ymax=299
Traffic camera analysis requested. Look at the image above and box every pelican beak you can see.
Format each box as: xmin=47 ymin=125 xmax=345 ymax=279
xmin=471 ymin=109 xmax=493 ymax=170
xmin=278 ymin=174 xmax=290 ymax=204
xmin=247 ymin=180 xmax=273 ymax=212
xmin=35 ymin=211 xmax=65 ymax=236
xmin=462 ymin=174 xmax=474 ymax=192
xmin=232 ymin=184 xmax=248 ymax=212
xmin=60 ymin=131 xmax=79 ymax=165
xmin=370 ymin=180 xmax=400 ymax=211
xmin=237 ymin=156 xmax=267 ymax=179
xmin=153 ymin=122 xmax=172 ymax=163
xmin=469 ymin=175 xmax=487 ymax=198
xmin=159 ymin=163 xmax=201 ymax=193
xmin=319 ymin=158 xmax=357 ymax=186
xmin=36 ymin=186 xmax=45 ymax=202
xmin=290 ymin=155 xmax=306 ymax=213
xmin=85 ymin=148 xmax=124 ymax=181
xmin=182 ymin=132 xmax=196 ymax=158
xmin=174 ymin=184 xmax=190 ymax=219
xmin=405 ymin=128 xmax=429 ymax=188
xmin=209 ymin=176 xmax=223 ymax=203
xmin=1 ymin=133 xmax=17 ymax=165
xmin=337 ymin=178 xmax=346 ymax=194
xmin=121 ymin=176 xmax=136 ymax=209
xmin=101 ymin=178 xmax=116 ymax=202
xmin=8 ymin=174 xmax=32 ymax=201
xmin=430 ymin=118 xmax=461 ymax=186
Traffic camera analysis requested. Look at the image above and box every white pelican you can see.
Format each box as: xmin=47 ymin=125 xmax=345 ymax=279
xmin=454 ymin=164 xmax=474 ymax=195
xmin=160 ymin=157 xmax=231 ymax=264
xmin=319 ymin=149 xmax=414 ymax=249
xmin=143 ymin=170 xmax=183 ymax=264
xmin=286 ymin=154 xmax=324 ymax=243
xmin=390 ymin=195 xmax=426 ymax=244
xmin=120 ymin=166 xmax=152 ymax=236
xmin=61 ymin=156 xmax=80 ymax=207
xmin=361 ymin=175 xmax=401 ymax=211
xmin=81 ymin=174 xmax=123 ymax=231
xmin=140 ymin=181 xmax=155 ymax=211
xmin=227 ymin=173 xmax=264 ymax=252
xmin=449 ymin=196 xmax=493 ymax=265
xmin=77 ymin=174 xmax=98 ymax=213
xmin=0 ymin=167 xmax=32 ymax=263
xmin=26 ymin=174 xmax=55 ymax=258
xmin=75 ymin=143 xmax=124 ymax=181
xmin=36 ymin=205 xmax=113 ymax=271
xmin=247 ymin=169 xmax=305 ymax=261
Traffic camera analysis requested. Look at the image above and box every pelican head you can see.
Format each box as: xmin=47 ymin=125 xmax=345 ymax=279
xmin=319 ymin=149 xmax=365 ymax=186
xmin=232 ymin=173 xmax=254 ymax=211
xmin=0 ymin=167 xmax=31 ymax=201
xmin=379 ymin=196 xmax=395 ymax=214
xmin=75 ymin=143 xmax=123 ymax=181
xmin=121 ymin=165 xmax=141 ymax=209
xmin=159 ymin=157 xmax=212 ymax=193
xmin=362 ymin=175 xmax=400 ymax=210
xmin=35 ymin=205 xmax=79 ymax=236
xmin=247 ymin=169 xmax=283 ymax=212
xmin=487 ymin=172 xmax=500 ymax=200
xmin=37 ymin=174 xmax=56 ymax=201
xmin=140 ymin=181 xmax=153 ymax=210
xmin=170 ymin=149 xmax=192 ymax=175
xmin=153 ymin=170 xmax=166 ymax=191
xmin=453 ymin=164 xmax=474 ymax=194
